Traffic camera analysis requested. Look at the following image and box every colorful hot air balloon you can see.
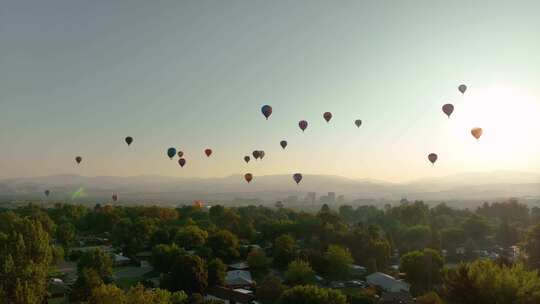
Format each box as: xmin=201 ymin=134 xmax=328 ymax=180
xmin=471 ymin=127 xmax=483 ymax=140
xmin=112 ymin=193 xmax=118 ymax=202
xmin=442 ymin=104 xmax=454 ymax=118
xmin=293 ymin=173 xmax=303 ymax=185
xmin=178 ymin=158 xmax=186 ymax=167
xmin=44 ymin=190 xmax=50 ymax=197
xmin=75 ymin=156 xmax=82 ymax=164
xmin=204 ymin=149 xmax=212 ymax=157
xmin=280 ymin=140 xmax=287 ymax=149
xmin=125 ymin=136 xmax=133 ymax=146
xmin=261 ymin=105 xmax=273 ymax=120
xmin=244 ymin=156 xmax=250 ymax=163
xmin=193 ymin=200 xmax=204 ymax=208
xmin=355 ymin=119 xmax=362 ymax=128
xmin=167 ymin=148 xmax=177 ymax=159
xmin=428 ymin=153 xmax=438 ymax=165
xmin=244 ymin=173 xmax=253 ymax=183
xmin=177 ymin=151 xmax=184 ymax=158
xmin=299 ymin=120 xmax=308 ymax=132
xmin=259 ymin=151 xmax=265 ymax=160
xmin=323 ymin=112 xmax=332 ymax=123
xmin=459 ymin=84 xmax=467 ymax=94
xmin=252 ymin=150 xmax=261 ymax=160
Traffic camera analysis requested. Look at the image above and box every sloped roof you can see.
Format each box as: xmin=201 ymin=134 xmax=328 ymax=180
xmin=225 ymin=270 xmax=254 ymax=286
xmin=366 ymin=272 xmax=409 ymax=291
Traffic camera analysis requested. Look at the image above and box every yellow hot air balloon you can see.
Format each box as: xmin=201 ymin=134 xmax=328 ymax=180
xmin=471 ymin=127 xmax=483 ymax=140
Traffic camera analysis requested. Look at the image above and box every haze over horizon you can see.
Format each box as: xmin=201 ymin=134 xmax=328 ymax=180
xmin=2 ymin=1 xmax=540 ymax=182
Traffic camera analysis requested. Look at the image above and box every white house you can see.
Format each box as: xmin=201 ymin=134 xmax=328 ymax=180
xmin=366 ymin=272 xmax=410 ymax=292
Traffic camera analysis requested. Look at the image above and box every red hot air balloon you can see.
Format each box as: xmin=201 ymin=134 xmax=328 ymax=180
xmin=178 ymin=158 xmax=186 ymax=167
xmin=293 ymin=173 xmax=303 ymax=185
xmin=354 ymin=119 xmax=362 ymax=128
xmin=125 ymin=137 xmax=133 ymax=146
xmin=75 ymin=156 xmax=82 ymax=165
xmin=178 ymin=151 xmax=184 ymax=158
xmin=428 ymin=153 xmax=438 ymax=165
xmin=204 ymin=149 xmax=212 ymax=157
xmin=244 ymin=156 xmax=250 ymax=163
xmin=280 ymin=140 xmax=287 ymax=149
xmin=442 ymin=104 xmax=454 ymax=118
xmin=261 ymin=105 xmax=272 ymax=120
xmin=459 ymin=84 xmax=467 ymax=94
xmin=323 ymin=112 xmax=332 ymax=123
xmin=112 ymin=193 xmax=118 ymax=202
xmin=299 ymin=120 xmax=308 ymax=132
xmin=471 ymin=127 xmax=483 ymax=140
xmin=252 ymin=150 xmax=261 ymax=160
xmin=244 ymin=173 xmax=253 ymax=183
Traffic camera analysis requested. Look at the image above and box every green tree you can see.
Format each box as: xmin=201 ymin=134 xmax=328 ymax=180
xmin=400 ymin=249 xmax=444 ymax=295
xmin=90 ymin=284 xmax=126 ymax=304
xmin=161 ymin=255 xmax=208 ymax=295
xmin=278 ymin=285 xmax=347 ymax=304
xmin=273 ymin=234 xmax=297 ymax=267
xmin=284 ymin=260 xmax=315 ymax=286
xmin=324 ymin=245 xmax=353 ymax=280
xmin=207 ymin=258 xmax=227 ymax=287
xmin=207 ymin=230 xmax=239 ymax=262
xmin=56 ymin=222 xmax=76 ymax=247
xmin=151 ymin=244 xmax=186 ymax=273
xmin=77 ymin=248 xmax=113 ymax=282
xmin=176 ymin=225 xmax=208 ymax=249
xmin=70 ymin=269 xmax=104 ymax=302
xmin=416 ymin=291 xmax=444 ymax=304
xmin=526 ymin=224 xmax=540 ymax=268
xmin=247 ymin=249 xmax=272 ymax=272
xmin=256 ymin=275 xmax=286 ymax=304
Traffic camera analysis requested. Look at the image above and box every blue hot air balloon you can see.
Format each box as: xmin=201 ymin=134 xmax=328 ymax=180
xmin=167 ymin=147 xmax=177 ymax=159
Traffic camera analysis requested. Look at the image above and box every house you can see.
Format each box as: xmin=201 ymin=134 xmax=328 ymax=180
xmin=379 ymin=291 xmax=414 ymax=304
xmin=112 ymin=253 xmax=131 ymax=266
xmin=206 ymin=286 xmax=256 ymax=304
xmin=225 ymin=270 xmax=255 ymax=288
xmin=350 ymin=264 xmax=367 ymax=275
xmin=229 ymin=261 xmax=250 ymax=270
xmin=366 ymin=272 xmax=410 ymax=293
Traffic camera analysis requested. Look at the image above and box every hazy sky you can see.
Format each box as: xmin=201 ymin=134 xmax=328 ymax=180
xmin=1 ymin=0 xmax=540 ymax=182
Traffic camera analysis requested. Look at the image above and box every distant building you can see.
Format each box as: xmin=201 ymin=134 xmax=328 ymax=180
xmin=328 ymin=192 xmax=336 ymax=203
xmin=306 ymin=192 xmax=317 ymax=204
xmin=206 ymin=286 xmax=256 ymax=304
xmin=337 ymin=195 xmax=345 ymax=203
xmin=366 ymin=272 xmax=410 ymax=293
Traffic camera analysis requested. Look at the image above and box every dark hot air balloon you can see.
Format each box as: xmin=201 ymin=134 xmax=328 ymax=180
xmin=293 ymin=173 xmax=303 ymax=185
xmin=261 ymin=105 xmax=272 ymax=120
xmin=205 ymin=149 xmax=212 ymax=157
xmin=442 ymin=104 xmax=454 ymax=118
xmin=259 ymin=151 xmax=265 ymax=160
xmin=280 ymin=140 xmax=287 ymax=149
xmin=459 ymin=84 xmax=467 ymax=94
xmin=428 ymin=153 xmax=438 ymax=165
xmin=244 ymin=173 xmax=253 ymax=183
xmin=125 ymin=137 xmax=133 ymax=146
xmin=177 ymin=151 xmax=184 ymax=158
xmin=354 ymin=119 xmax=362 ymax=128
xmin=244 ymin=156 xmax=250 ymax=163
xmin=471 ymin=128 xmax=483 ymax=140
xmin=178 ymin=158 xmax=186 ymax=167
xmin=44 ymin=190 xmax=50 ymax=197
xmin=112 ymin=193 xmax=118 ymax=202
xmin=167 ymin=148 xmax=176 ymax=159
xmin=252 ymin=150 xmax=261 ymax=160
xmin=299 ymin=120 xmax=308 ymax=132
xmin=323 ymin=112 xmax=332 ymax=122
xmin=75 ymin=156 xmax=82 ymax=164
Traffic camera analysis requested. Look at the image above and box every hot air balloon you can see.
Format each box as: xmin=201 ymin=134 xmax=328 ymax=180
xmin=112 ymin=193 xmax=118 ymax=202
xmin=244 ymin=173 xmax=253 ymax=183
xmin=75 ymin=156 xmax=82 ymax=164
xmin=204 ymin=149 xmax=212 ymax=157
xmin=428 ymin=153 xmax=438 ymax=165
xmin=259 ymin=151 xmax=265 ymax=160
xmin=442 ymin=104 xmax=454 ymax=118
xmin=125 ymin=136 xmax=133 ymax=146
xmin=167 ymin=148 xmax=176 ymax=159
xmin=178 ymin=158 xmax=186 ymax=167
xmin=293 ymin=173 xmax=303 ymax=185
xmin=193 ymin=200 xmax=204 ymax=208
xmin=244 ymin=156 xmax=250 ymax=163
xmin=177 ymin=151 xmax=184 ymax=158
xmin=354 ymin=119 xmax=362 ymax=128
xmin=261 ymin=105 xmax=272 ymax=120
xmin=299 ymin=120 xmax=308 ymax=132
xmin=44 ymin=190 xmax=50 ymax=197
xmin=459 ymin=84 xmax=467 ymax=94
xmin=323 ymin=112 xmax=332 ymax=123
xmin=471 ymin=127 xmax=483 ymax=140
xmin=280 ymin=140 xmax=287 ymax=149
xmin=252 ymin=150 xmax=261 ymax=160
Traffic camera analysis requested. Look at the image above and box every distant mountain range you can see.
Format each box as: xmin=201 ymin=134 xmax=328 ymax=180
xmin=1 ymin=171 xmax=539 ymax=204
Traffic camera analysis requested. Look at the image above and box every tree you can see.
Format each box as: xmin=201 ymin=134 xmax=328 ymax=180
xmin=151 ymin=244 xmax=186 ymax=273
xmin=70 ymin=269 xmax=104 ymax=302
xmin=416 ymin=292 xmax=444 ymax=304
xmin=0 ymin=212 xmax=53 ymax=304
xmin=324 ymin=245 xmax=353 ymax=280
xmin=77 ymin=248 xmax=113 ymax=282
xmin=256 ymin=275 xmax=286 ymax=304
xmin=273 ymin=234 xmax=297 ymax=267
xmin=207 ymin=258 xmax=227 ymax=287
xmin=176 ymin=225 xmax=208 ymax=249
xmin=247 ymin=249 xmax=272 ymax=272
xmin=90 ymin=284 xmax=126 ymax=304
xmin=462 ymin=215 xmax=491 ymax=245
xmin=125 ymin=284 xmax=188 ymax=304
xmin=56 ymin=222 xmax=76 ymax=247
xmin=526 ymin=224 xmax=540 ymax=268
xmin=161 ymin=254 xmax=208 ymax=295
xmin=400 ymin=249 xmax=444 ymax=295
xmin=278 ymin=285 xmax=347 ymax=304
xmin=284 ymin=260 xmax=315 ymax=286
xmin=207 ymin=230 xmax=239 ymax=262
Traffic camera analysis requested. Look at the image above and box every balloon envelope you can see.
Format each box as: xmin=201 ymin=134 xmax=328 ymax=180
xmin=177 ymin=151 xmax=184 ymax=158
xmin=259 ymin=151 xmax=265 ymax=160
xmin=178 ymin=158 xmax=186 ymax=167
xmin=299 ymin=120 xmax=308 ymax=132
xmin=205 ymin=149 xmax=212 ymax=157
xmin=75 ymin=156 xmax=82 ymax=164
xmin=44 ymin=190 xmax=50 ymax=197
xmin=293 ymin=173 xmax=303 ymax=184
xmin=280 ymin=140 xmax=287 ymax=149
xmin=167 ymin=148 xmax=177 ymax=159
xmin=252 ymin=150 xmax=261 ymax=159
xmin=244 ymin=156 xmax=250 ymax=163
xmin=125 ymin=136 xmax=133 ymax=146
xmin=442 ymin=104 xmax=454 ymax=118
xmin=323 ymin=112 xmax=332 ymax=122
xmin=261 ymin=105 xmax=272 ymax=120
xmin=244 ymin=173 xmax=253 ymax=183
xmin=471 ymin=127 xmax=483 ymax=140
xmin=428 ymin=153 xmax=438 ymax=165
xmin=355 ymin=119 xmax=362 ymax=128
xmin=112 ymin=194 xmax=118 ymax=202
xmin=459 ymin=84 xmax=467 ymax=94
